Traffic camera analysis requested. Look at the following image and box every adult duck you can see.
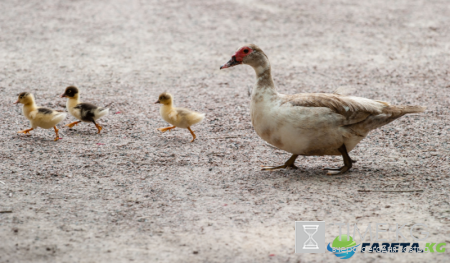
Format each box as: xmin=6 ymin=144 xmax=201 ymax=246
xmin=220 ymin=44 xmax=425 ymax=175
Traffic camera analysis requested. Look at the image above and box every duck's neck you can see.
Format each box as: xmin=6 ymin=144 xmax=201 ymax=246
xmin=161 ymin=103 xmax=174 ymax=112
xmin=251 ymin=59 xmax=277 ymax=99
xmin=23 ymin=101 xmax=37 ymax=115
xmin=67 ymin=96 xmax=80 ymax=109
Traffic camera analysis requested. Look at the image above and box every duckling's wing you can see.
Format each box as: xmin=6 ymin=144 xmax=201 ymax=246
xmin=74 ymin=103 xmax=98 ymax=122
xmin=37 ymin=107 xmax=65 ymax=121
xmin=37 ymin=107 xmax=54 ymax=115
xmin=176 ymin=108 xmax=205 ymax=126
xmin=175 ymin=108 xmax=195 ymax=117
xmin=33 ymin=107 xmax=66 ymax=126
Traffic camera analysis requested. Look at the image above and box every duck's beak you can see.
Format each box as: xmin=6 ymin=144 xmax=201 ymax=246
xmin=60 ymin=94 xmax=67 ymax=98
xmin=13 ymin=100 xmax=19 ymax=104
xmin=155 ymin=100 xmax=160 ymax=104
xmin=220 ymin=56 xmax=241 ymax=70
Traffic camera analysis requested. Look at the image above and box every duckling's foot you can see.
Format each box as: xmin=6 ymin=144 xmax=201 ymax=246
xmin=187 ymin=127 xmax=196 ymax=142
xmin=261 ymin=154 xmax=299 ymax=171
xmin=53 ymin=126 xmax=60 ymax=141
xmin=158 ymin=126 xmax=176 ymax=133
xmin=65 ymin=121 xmax=81 ymax=128
xmin=93 ymin=122 xmax=103 ymax=134
xmin=324 ymin=144 xmax=353 ymax=175
xmin=18 ymin=128 xmax=34 ymax=135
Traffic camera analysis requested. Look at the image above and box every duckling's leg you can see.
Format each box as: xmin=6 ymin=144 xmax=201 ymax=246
xmin=17 ymin=128 xmax=34 ymax=135
xmin=53 ymin=126 xmax=60 ymax=141
xmin=65 ymin=121 xmax=81 ymax=128
xmin=158 ymin=126 xmax=176 ymax=133
xmin=324 ymin=144 xmax=353 ymax=175
xmin=261 ymin=154 xmax=299 ymax=171
xmin=187 ymin=127 xmax=196 ymax=142
xmin=93 ymin=121 xmax=102 ymax=134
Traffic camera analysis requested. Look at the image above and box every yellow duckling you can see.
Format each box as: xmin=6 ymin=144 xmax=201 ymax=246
xmin=14 ymin=92 xmax=67 ymax=141
xmin=155 ymin=92 xmax=205 ymax=142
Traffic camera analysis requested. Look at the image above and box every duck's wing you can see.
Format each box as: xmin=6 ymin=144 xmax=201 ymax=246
xmin=36 ymin=107 xmax=66 ymax=120
xmin=175 ymin=107 xmax=196 ymax=117
xmin=281 ymin=93 xmax=386 ymax=122
xmin=74 ymin=103 xmax=98 ymax=122
xmin=37 ymin=107 xmax=55 ymax=115
xmin=31 ymin=107 xmax=66 ymax=125
xmin=280 ymin=93 xmax=424 ymax=136
xmin=173 ymin=108 xmax=205 ymax=126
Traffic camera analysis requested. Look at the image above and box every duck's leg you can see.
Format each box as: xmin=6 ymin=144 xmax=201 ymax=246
xmin=65 ymin=121 xmax=81 ymax=128
xmin=158 ymin=126 xmax=176 ymax=133
xmin=324 ymin=144 xmax=353 ymax=175
xmin=187 ymin=127 xmax=196 ymax=142
xmin=93 ymin=121 xmax=102 ymax=134
xmin=17 ymin=128 xmax=34 ymax=135
xmin=261 ymin=154 xmax=299 ymax=171
xmin=53 ymin=126 xmax=60 ymax=141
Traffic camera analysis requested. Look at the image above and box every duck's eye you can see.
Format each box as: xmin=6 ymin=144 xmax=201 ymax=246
xmin=243 ymin=49 xmax=249 ymax=54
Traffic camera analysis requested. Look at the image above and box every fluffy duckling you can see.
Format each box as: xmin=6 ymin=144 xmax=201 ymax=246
xmin=14 ymin=92 xmax=67 ymax=141
xmin=155 ymin=92 xmax=205 ymax=142
xmin=61 ymin=86 xmax=109 ymax=134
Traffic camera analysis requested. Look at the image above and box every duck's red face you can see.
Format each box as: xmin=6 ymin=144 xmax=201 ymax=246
xmin=220 ymin=46 xmax=254 ymax=69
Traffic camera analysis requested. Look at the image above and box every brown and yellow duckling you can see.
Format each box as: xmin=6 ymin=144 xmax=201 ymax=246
xmin=61 ymin=86 xmax=109 ymax=134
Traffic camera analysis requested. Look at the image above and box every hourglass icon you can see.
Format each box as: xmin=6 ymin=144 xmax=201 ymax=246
xmin=303 ymin=225 xmax=319 ymax=249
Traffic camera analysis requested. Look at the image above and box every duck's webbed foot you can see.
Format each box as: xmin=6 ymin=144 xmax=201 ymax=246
xmin=53 ymin=126 xmax=60 ymax=141
xmin=324 ymin=144 xmax=353 ymax=175
xmin=187 ymin=127 xmax=196 ymax=142
xmin=65 ymin=121 xmax=81 ymax=128
xmin=261 ymin=154 xmax=299 ymax=171
xmin=93 ymin=121 xmax=103 ymax=134
xmin=158 ymin=126 xmax=176 ymax=133
xmin=18 ymin=128 xmax=34 ymax=135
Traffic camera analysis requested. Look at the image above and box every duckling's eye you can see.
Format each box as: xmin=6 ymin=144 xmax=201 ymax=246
xmin=243 ymin=49 xmax=249 ymax=54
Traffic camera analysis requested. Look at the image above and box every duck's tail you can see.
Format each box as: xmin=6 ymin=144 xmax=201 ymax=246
xmin=52 ymin=112 xmax=67 ymax=124
xmin=96 ymin=108 xmax=109 ymax=119
xmin=344 ymin=104 xmax=425 ymax=137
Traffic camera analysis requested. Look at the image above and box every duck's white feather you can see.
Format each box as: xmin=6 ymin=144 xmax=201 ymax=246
xmin=247 ymin=50 xmax=424 ymax=156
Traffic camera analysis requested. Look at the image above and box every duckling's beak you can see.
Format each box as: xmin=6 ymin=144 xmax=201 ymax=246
xmin=60 ymin=94 xmax=67 ymax=98
xmin=13 ymin=100 xmax=19 ymax=104
xmin=220 ymin=56 xmax=241 ymax=70
xmin=155 ymin=100 xmax=160 ymax=104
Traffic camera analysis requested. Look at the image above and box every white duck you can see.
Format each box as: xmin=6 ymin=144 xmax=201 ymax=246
xmin=61 ymin=86 xmax=109 ymax=134
xmin=220 ymin=44 xmax=425 ymax=175
xmin=14 ymin=92 xmax=67 ymax=141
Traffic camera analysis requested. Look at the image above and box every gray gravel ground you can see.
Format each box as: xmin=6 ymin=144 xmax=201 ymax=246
xmin=1 ymin=0 xmax=449 ymax=262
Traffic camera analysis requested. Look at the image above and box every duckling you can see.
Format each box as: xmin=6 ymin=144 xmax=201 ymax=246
xmin=14 ymin=92 xmax=67 ymax=141
xmin=61 ymin=86 xmax=109 ymax=134
xmin=155 ymin=92 xmax=205 ymax=142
